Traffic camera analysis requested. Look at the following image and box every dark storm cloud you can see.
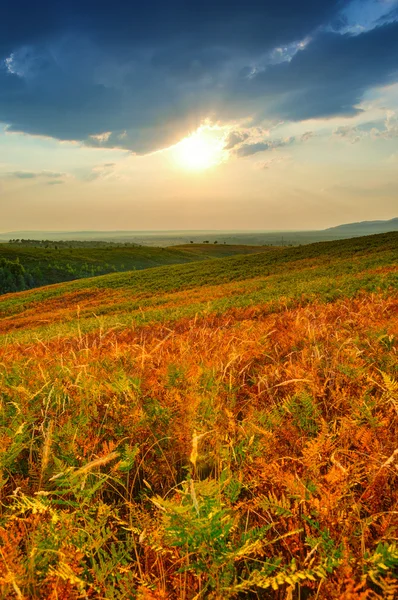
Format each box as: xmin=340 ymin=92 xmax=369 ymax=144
xmin=0 ymin=1 xmax=397 ymax=153
xmin=237 ymin=21 xmax=398 ymax=121
xmin=377 ymin=5 xmax=398 ymax=25
xmin=0 ymin=1 xmax=342 ymax=57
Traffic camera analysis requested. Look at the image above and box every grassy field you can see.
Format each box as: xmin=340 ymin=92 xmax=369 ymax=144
xmin=0 ymin=232 xmax=397 ymax=599
xmin=0 ymin=243 xmax=270 ymax=293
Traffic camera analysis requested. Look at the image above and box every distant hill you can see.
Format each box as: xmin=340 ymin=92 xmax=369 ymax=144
xmin=1 ymin=218 xmax=397 ymax=247
xmin=325 ymin=217 xmax=398 ymax=234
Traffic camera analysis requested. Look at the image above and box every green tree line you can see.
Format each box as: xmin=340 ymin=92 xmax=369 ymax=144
xmin=0 ymin=258 xmax=33 ymax=294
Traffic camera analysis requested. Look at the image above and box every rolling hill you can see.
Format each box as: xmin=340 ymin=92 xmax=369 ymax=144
xmin=0 ymin=232 xmax=397 ymax=599
xmin=325 ymin=217 xmax=398 ymax=235
xmin=0 ymin=242 xmax=271 ymax=294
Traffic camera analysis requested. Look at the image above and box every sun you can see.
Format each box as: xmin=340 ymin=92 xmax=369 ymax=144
xmin=173 ymin=127 xmax=227 ymax=171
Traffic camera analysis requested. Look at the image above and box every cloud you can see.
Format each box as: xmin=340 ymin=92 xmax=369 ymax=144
xmin=0 ymin=2 xmax=397 ymax=153
xmin=235 ymin=141 xmax=273 ymax=157
xmin=236 ymin=138 xmax=293 ymax=157
xmin=0 ymin=2 xmax=342 ymax=59
xmin=224 ymin=131 xmax=250 ymax=150
xmin=4 ymin=170 xmax=65 ymax=179
xmin=8 ymin=171 xmax=37 ymax=179
xmin=375 ymin=109 xmax=398 ymax=138
xmin=235 ymin=21 xmax=398 ymax=122
xmin=300 ymin=131 xmax=314 ymax=142
xmin=235 ymin=133 xmax=312 ymax=157
xmin=90 ymin=132 xmax=112 ymax=144
xmin=336 ymin=0 xmax=398 ymax=34
xmin=333 ymin=110 xmax=398 ymax=143
xmin=75 ymin=162 xmax=117 ymax=182
xmin=333 ymin=125 xmax=363 ymax=143
xmin=375 ymin=3 xmax=398 ymax=26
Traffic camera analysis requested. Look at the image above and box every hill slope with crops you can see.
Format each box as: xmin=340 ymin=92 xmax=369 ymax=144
xmin=0 ymin=232 xmax=397 ymax=599
xmin=0 ymin=242 xmax=270 ymax=294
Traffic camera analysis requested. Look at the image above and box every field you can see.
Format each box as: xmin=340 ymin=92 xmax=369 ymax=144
xmin=0 ymin=242 xmax=269 ymax=294
xmin=0 ymin=232 xmax=397 ymax=599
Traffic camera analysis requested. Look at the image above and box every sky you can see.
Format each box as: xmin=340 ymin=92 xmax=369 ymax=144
xmin=0 ymin=0 xmax=398 ymax=232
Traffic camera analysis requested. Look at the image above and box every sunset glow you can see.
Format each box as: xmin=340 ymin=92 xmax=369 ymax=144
xmin=173 ymin=128 xmax=227 ymax=171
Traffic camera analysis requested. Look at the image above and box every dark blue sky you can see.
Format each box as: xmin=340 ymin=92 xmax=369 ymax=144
xmin=1 ymin=0 xmax=398 ymax=152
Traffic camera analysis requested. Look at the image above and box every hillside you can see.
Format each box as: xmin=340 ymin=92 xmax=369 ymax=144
xmin=0 ymin=242 xmax=270 ymax=294
xmin=0 ymin=232 xmax=397 ymax=599
xmin=325 ymin=217 xmax=398 ymax=235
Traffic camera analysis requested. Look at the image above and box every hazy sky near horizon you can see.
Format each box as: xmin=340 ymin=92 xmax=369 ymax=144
xmin=1 ymin=0 xmax=398 ymax=232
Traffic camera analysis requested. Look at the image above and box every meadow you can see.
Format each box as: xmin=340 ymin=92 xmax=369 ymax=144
xmin=0 ymin=232 xmax=397 ymax=599
xmin=0 ymin=242 xmax=268 ymax=294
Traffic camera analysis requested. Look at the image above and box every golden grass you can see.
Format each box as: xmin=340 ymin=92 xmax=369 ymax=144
xmin=0 ymin=235 xmax=397 ymax=598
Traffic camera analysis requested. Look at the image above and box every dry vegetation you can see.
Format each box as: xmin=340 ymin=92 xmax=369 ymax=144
xmin=0 ymin=233 xmax=397 ymax=599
